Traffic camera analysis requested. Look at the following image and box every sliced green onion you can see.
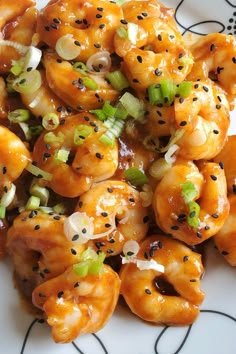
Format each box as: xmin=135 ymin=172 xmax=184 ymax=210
xmin=53 ymin=203 xmax=66 ymax=215
xmin=26 ymin=163 xmax=53 ymax=181
xmin=177 ymin=81 xmax=192 ymax=97
xmin=8 ymin=109 xmax=30 ymax=123
xmin=89 ymin=109 xmax=107 ymax=121
xmin=149 ymin=158 xmax=171 ymax=180
xmin=124 ymin=167 xmax=148 ymax=186
xmin=29 ymin=180 xmax=49 ymax=206
xmin=114 ymin=103 xmax=128 ymax=120
xmin=12 ymin=69 xmax=42 ymax=94
xmin=178 ymin=56 xmax=194 ymax=65
xmin=181 ymin=181 xmax=198 ymax=204
xmin=73 ymin=61 xmax=87 ymax=75
xmin=147 ymin=84 xmax=162 ymax=105
xmin=53 ymin=148 xmax=70 ymax=164
xmin=103 ymin=116 xmax=116 ymax=129
xmin=44 ymin=131 xmax=65 ymax=147
xmin=42 ymin=113 xmax=60 ymax=131
xmin=73 ymin=249 xmax=106 ymax=277
xmin=102 ymin=100 xmax=117 ymax=117
xmin=88 ymin=251 xmax=106 ymax=274
xmin=119 ymin=92 xmax=145 ymax=120
xmin=116 ymin=26 xmax=128 ymax=38
xmin=160 ymin=79 xmax=177 ymax=104
xmin=105 ymin=70 xmax=129 ymax=91
xmin=74 ymin=124 xmax=92 ymax=145
xmin=10 ymin=58 xmax=24 ymax=76
xmin=99 ymin=131 xmax=115 ymax=146
xmin=73 ymin=261 xmax=90 ymax=277
xmin=55 ymin=34 xmax=81 ymax=60
xmin=25 ymin=195 xmax=40 ymax=210
xmin=29 ymin=125 xmax=44 ymax=137
xmin=99 ymin=118 xmax=125 ymax=146
xmin=83 ymin=76 xmax=98 ymax=90
xmin=0 ymin=205 xmax=6 ymax=219
xmin=187 ymin=201 xmax=200 ymax=229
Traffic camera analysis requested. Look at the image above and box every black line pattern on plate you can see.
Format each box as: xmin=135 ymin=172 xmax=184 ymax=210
xmin=20 ymin=310 xmax=236 ymax=354
xmin=174 ymin=0 xmax=236 ymax=35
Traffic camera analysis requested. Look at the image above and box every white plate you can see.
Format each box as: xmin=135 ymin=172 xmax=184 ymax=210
xmin=1 ymin=1 xmax=236 ymax=354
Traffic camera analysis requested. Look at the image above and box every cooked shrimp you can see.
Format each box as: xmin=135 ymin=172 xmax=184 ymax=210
xmin=32 ymin=264 xmax=121 ymax=343
xmin=36 ymin=0 xmax=123 ymax=63
xmin=189 ymin=33 xmax=236 ymax=98
xmin=0 ymin=77 xmax=7 ymax=119
xmin=43 ymin=51 xmax=120 ymax=111
xmin=120 ymin=234 xmax=205 ymax=325
xmin=152 ymin=160 xmax=229 ymax=245
xmin=114 ymin=1 xmax=193 ymax=91
xmin=20 ymin=70 xmax=74 ymax=119
xmin=0 ymin=2 xmax=37 ymax=73
xmin=214 ymin=194 xmax=236 ymax=266
xmin=32 ymin=113 xmax=118 ymax=198
xmin=174 ymin=80 xmax=230 ymax=160
xmin=75 ymin=180 xmax=149 ymax=256
xmin=0 ymin=125 xmax=31 ymax=193
xmin=6 ymin=210 xmax=86 ymax=296
xmin=213 ymin=135 xmax=236 ymax=194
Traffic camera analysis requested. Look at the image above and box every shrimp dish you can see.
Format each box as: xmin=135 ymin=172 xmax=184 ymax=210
xmin=0 ymin=0 xmax=236 ymax=345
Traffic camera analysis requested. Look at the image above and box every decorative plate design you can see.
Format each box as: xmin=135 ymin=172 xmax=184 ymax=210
xmin=1 ymin=1 xmax=236 ymax=354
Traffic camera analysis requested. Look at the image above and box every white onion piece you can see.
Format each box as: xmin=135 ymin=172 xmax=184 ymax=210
xmin=127 ymin=22 xmax=139 ymax=45
xmin=123 ymin=240 xmax=140 ymax=257
xmin=23 ymin=46 xmax=42 ymax=71
xmin=55 ymin=35 xmax=81 ymax=60
xmin=86 ymin=51 xmax=111 ymax=75
xmin=19 ymin=122 xmax=31 ymax=141
xmin=164 ymin=144 xmax=179 ymax=165
xmin=0 ymin=39 xmax=28 ymax=54
xmin=121 ymin=255 xmax=164 ymax=273
xmin=64 ymin=211 xmax=117 ymax=244
xmin=1 ymin=183 xmax=16 ymax=207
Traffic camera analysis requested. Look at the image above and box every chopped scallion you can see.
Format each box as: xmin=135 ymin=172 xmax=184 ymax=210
xmin=119 ymin=92 xmax=145 ymax=120
xmin=42 ymin=113 xmax=60 ymax=131
xmin=74 ymin=124 xmax=92 ymax=145
xmin=177 ymin=81 xmax=192 ymax=97
xmin=147 ymin=84 xmax=162 ymax=105
xmin=26 ymin=163 xmax=53 ymax=181
xmin=83 ymin=76 xmax=98 ymax=90
xmin=124 ymin=167 xmax=148 ymax=186
xmin=8 ymin=109 xmax=30 ymax=123
xmin=102 ymin=100 xmax=117 ymax=117
xmin=116 ymin=26 xmax=128 ymax=38
xmin=53 ymin=148 xmax=70 ymax=164
xmin=25 ymin=195 xmax=40 ymax=210
xmin=105 ymin=70 xmax=129 ymax=91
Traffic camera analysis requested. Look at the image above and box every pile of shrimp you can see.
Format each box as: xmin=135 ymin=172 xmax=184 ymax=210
xmin=1 ymin=0 xmax=236 ymax=344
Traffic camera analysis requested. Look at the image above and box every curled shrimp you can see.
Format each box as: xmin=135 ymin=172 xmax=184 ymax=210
xmin=120 ymin=234 xmax=205 ymax=325
xmin=213 ymin=135 xmax=236 ymax=194
xmin=32 ymin=264 xmax=121 ymax=343
xmin=20 ymin=70 xmax=74 ymax=119
xmin=152 ymin=160 xmax=229 ymax=245
xmin=32 ymin=113 xmax=118 ymax=198
xmin=0 ymin=125 xmax=31 ymax=193
xmin=36 ymin=0 xmax=123 ymax=63
xmin=214 ymin=194 xmax=236 ymax=267
xmin=75 ymin=180 xmax=149 ymax=256
xmin=189 ymin=33 xmax=236 ymax=99
xmin=43 ymin=51 xmax=120 ymax=111
xmin=6 ymin=210 xmax=85 ymax=296
xmin=114 ymin=1 xmax=193 ymax=91
xmin=0 ymin=1 xmax=37 ymax=73
xmin=174 ymin=80 xmax=230 ymax=160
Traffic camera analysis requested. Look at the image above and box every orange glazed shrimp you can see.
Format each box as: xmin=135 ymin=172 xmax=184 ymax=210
xmin=75 ymin=180 xmax=149 ymax=256
xmin=214 ymin=194 xmax=236 ymax=267
xmin=36 ymin=0 xmax=123 ymax=63
xmin=0 ymin=125 xmax=31 ymax=193
xmin=43 ymin=51 xmax=120 ymax=111
xmin=174 ymin=80 xmax=230 ymax=160
xmin=120 ymin=234 xmax=205 ymax=325
xmin=152 ymin=160 xmax=229 ymax=245
xmin=20 ymin=70 xmax=74 ymax=119
xmin=0 ymin=77 xmax=7 ymax=118
xmin=32 ymin=113 xmax=118 ymax=198
xmin=32 ymin=264 xmax=121 ymax=343
xmin=6 ymin=210 xmax=85 ymax=296
xmin=0 ymin=1 xmax=37 ymax=73
xmin=213 ymin=135 xmax=236 ymax=194
xmin=189 ymin=33 xmax=236 ymax=98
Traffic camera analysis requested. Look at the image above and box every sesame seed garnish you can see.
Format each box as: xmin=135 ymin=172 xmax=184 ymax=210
xmin=154 ymin=68 xmax=162 ymax=76
xmin=210 ymin=43 xmax=215 ymax=51
xmin=158 ymin=34 xmax=162 ymax=41
xmin=74 ymin=40 xmax=81 ymax=46
xmin=96 ymin=14 xmax=103 ymax=18
xmin=105 ymin=223 xmax=111 ymax=228
xmin=194 ymin=84 xmax=199 ymax=89
xmin=71 ymin=248 xmax=77 ymax=255
xmin=232 ymin=57 xmax=236 ymax=64
xmin=72 ymin=234 xmax=79 ymax=241
xmin=171 ymin=225 xmax=179 ymax=230
xmin=74 ymin=282 xmax=80 ymax=288
xmin=38 ymin=292 xmax=46 ymax=297
xmin=29 ymin=210 xmax=38 ymax=218
xmin=137 ymin=15 xmax=143 ymax=20
xmin=120 ymin=19 xmax=127 ymax=24
xmin=233 ymin=184 xmax=236 ymax=194
xmin=158 ymin=119 xmax=166 ymax=124
xmin=205 ymin=225 xmax=210 ymax=230
xmin=202 ymin=85 xmax=209 ymax=92
xmin=210 ymin=175 xmax=217 ymax=181
xmin=213 ymin=129 xmax=219 ymax=134
xmin=211 ymin=213 xmax=219 ymax=218
xmin=95 ymin=241 xmax=106 ymax=249
xmin=216 ymin=104 xmax=221 ymax=109
xmin=144 ymin=252 xmax=149 ymax=259
xmin=179 ymin=97 xmax=184 ymax=103
xmin=178 ymin=65 xmax=184 ymax=70
xmin=137 ymin=55 xmax=143 ymax=63
xmin=50 ymin=23 xmax=58 ymax=30
xmin=183 ymin=255 xmax=189 ymax=262
xmin=217 ymin=66 xmax=224 ymax=74
xmin=143 ymin=215 xmax=149 ymax=223
xmin=94 ymin=43 xmax=101 ymax=48
xmin=95 ymin=152 xmax=104 ymax=159
xmin=190 ymin=279 xmax=197 ymax=282
xmin=99 ymin=24 xmax=105 ymax=29
xmin=107 ymin=249 xmax=114 ymax=254
xmin=196 ymin=232 xmax=202 ymax=238
xmin=222 ymin=250 xmax=229 ymax=255
xmin=218 ymin=161 xmax=224 ymax=169
xmin=57 ymin=291 xmax=64 ymax=298
xmin=34 ymin=225 xmax=40 ymax=230
xmin=2 ymin=166 xmax=7 ymax=174
xmin=107 ymin=187 xmax=113 ymax=193
xmin=180 ymin=120 xmax=187 ymax=126
xmin=44 ymin=26 xmax=50 ymax=31
xmin=145 ymin=288 xmax=152 ymax=295
xmin=43 ymin=268 xmax=50 ymax=274
xmin=101 ymin=212 xmax=108 ymax=217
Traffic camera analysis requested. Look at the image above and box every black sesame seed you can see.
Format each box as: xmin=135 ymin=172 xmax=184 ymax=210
xmin=74 ymin=40 xmax=81 ymax=46
xmin=233 ymin=184 xmax=236 ymax=194
xmin=50 ymin=23 xmax=58 ymax=29
xmin=179 ymin=97 xmax=184 ymax=103
xmin=143 ymin=215 xmax=149 ymax=223
xmin=158 ymin=119 xmax=166 ymax=124
xmin=202 ymin=85 xmax=209 ymax=92
xmin=99 ymin=24 xmax=105 ymax=29
xmin=210 ymin=175 xmax=217 ymax=181
xmin=38 ymin=292 xmax=46 ymax=297
xmin=232 ymin=57 xmax=236 ymax=64
xmin=57 ymin=291 xmax=64 ymax=298
xmin=105 ymin=223 xmax=111 ymax=228
xmin=82 ymin=228 xmax=87 ymax=233
xmin=210 ymin=43 xmax=215 ymax=51
xmin=94 ymin=43 xmax=101 ymax=48
xmin=34 ymin=225 xmax=40 ymax=230
xmin=218 ymin=161 xmax=224 ymax=169
xmin=213 ymin=129 xmax=219 ymax=134
xmin=120 ymin=19 xmax=128 ymax=24
xmin=205 ymin=225 xmax=210 ymax=230
xmin=196 ymin=232 xmax=202 ymax=238
xmin=171 ymin=225 xmax=179 ymax=230
xmin=96 ymin=14 xmax=103 ymax=18
xmin=101 ymin=212 xmax=108 ymax=217
xmin=44 ymin=26 xmax=50 ymax=31
xmin=2 ymin=166 xmax=7 ymax=174
xmin=107 ymin=249 xmax=114 ymax=254
xmin=190 ymin=279 xmax=197 ymax=282
xmin=216 ymin=104 xmax=221 ymax=109
xmin=95 ymin=152 xmax=104 ymax=159
xmin=194 ymin=84 xmax=199 ymax=89
xmin=180 ymin=120 xmax=187 ymax=126
xmin=74 ymin=282 xmax=80 ymax=288
xmin=222 ymin=250 xmax=229 ymax=255
xmin=43 ymin=268 xmax=50 ymax=274
xmin=158 ymin=34 xmax=162 ymax=41
xmin=71 ymin=248 xmax=77 ymax=255
xmin=211 ymin=213 xmax=219 ymax=219
xmin=107 ymin=187 xmax=113 ymax=193
xmin=145 ymin=289 xmax=152 ymax=295
xmin=183 ymin=255 xmax=189 ymax=262
xmin=72 ymin=234 xmax=79 ymax=241
xmin=137 ymin=55 xmax=143 ymax=63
